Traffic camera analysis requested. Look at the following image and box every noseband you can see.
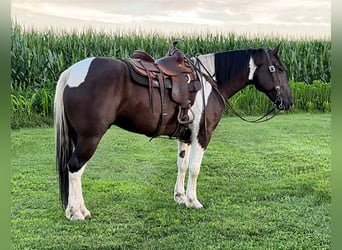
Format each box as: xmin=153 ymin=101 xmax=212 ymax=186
xmin=264 ymin=49 xmax=284 ymax=110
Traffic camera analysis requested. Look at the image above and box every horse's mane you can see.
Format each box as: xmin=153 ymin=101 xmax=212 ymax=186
xmin=214 ymin=49 xmax=254 ymax=87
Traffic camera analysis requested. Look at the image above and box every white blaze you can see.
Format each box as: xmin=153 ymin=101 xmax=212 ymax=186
xmin=248 ymin=57 xmax=257 ymax=80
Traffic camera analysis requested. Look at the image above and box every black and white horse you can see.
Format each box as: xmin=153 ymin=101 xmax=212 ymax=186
xmin=55 ymin=44 xmax=292 ymax=220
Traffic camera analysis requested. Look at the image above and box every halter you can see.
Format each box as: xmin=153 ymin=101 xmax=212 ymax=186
xmin=190 ymin=50 xmax=283 ymax=124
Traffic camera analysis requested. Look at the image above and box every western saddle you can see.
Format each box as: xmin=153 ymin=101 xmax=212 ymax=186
xmin=124 ymin=41 xmax=201 ymax=138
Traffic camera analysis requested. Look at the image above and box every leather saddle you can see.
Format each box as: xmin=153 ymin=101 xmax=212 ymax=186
xmin=124 ymin=42 xmax=200 ymax=110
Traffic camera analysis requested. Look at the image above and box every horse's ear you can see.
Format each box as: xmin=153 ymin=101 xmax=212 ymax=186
xmin=272 ymin=42 xmax=282 ymax=56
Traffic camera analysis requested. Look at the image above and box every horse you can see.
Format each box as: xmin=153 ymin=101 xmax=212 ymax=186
xmin=54 ymin=43 xmax=292 ymax=220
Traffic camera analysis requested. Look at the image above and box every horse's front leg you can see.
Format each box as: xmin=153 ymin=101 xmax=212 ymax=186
xmin=186 ymin=139 xmax=205 ymax=208
xmin=174 ymin=141 xmax=191 ymax=204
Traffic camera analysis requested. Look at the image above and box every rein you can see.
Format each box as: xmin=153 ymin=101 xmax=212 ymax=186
xmin=190 ymin=53 xmax=280 ymax=124
xmin=225 ymin=102 xmax=278 ymax=123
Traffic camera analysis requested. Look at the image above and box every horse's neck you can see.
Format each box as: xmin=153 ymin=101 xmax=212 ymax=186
xmin=195 ymin=53 xmax=250 ymax=100
xmin=220 ymin=74 xmax=249 ymax=100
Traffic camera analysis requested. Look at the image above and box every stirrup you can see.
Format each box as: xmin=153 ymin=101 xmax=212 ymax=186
xmin=177 ymin=106 xmax=194 ymax=125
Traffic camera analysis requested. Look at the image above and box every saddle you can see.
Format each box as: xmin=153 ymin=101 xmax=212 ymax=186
xmin=124 ymin=41 xmax=201 ymax=137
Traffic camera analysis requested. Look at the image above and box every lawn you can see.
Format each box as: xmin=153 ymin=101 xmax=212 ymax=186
xmin=11 ymin=113 xmax=331 ymax=249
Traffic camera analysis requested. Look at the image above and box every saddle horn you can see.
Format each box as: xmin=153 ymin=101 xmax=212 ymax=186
xmin=173 ymin=40 xmax=180 ymax=49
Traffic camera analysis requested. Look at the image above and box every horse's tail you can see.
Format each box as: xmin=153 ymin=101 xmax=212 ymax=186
xmin=54 ymin=68 xmax=72 ymax=209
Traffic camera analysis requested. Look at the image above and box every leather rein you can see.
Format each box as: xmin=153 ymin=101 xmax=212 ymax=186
xmin=189 ymin=49 xmax=281 ymax=124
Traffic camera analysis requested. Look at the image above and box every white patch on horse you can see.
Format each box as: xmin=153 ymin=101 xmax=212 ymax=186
xmin=248 ymin=57 xmax=257 ymax=80
xmin=66 ymin=57 xmax=95 ymax=88
xmin=175 ymin=54 xmax=215 ymax=208
xmin=65 ymin=164 xmax=90 ymax=220
xmin=190 ymin=54 xmax=215 ymax=125
xmin=194 ymin=53 xmax=216 ymax=80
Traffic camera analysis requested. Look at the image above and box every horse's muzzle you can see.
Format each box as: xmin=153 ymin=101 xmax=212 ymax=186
xmin=274 ymin=86 xmax=293 ymax=111
xmin=275 ymin=98 xmax=293 ymax=111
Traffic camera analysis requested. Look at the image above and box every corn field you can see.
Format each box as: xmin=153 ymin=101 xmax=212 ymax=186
xmin=11 ymin=24 xmax=331 ymax=128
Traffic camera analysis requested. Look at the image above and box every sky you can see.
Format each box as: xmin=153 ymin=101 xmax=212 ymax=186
xmin=11 ymin=0 xmax=331 ymax=38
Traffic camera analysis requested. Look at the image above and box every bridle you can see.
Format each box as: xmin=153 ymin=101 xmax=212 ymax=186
xmin=264 ymin=49 xmax=284 ymax=111
xmin=189 ymin=49 xmax=284 ymax=123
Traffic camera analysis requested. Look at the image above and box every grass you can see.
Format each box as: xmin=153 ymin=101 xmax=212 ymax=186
xmin=11 ymin=113 xmax=331 ymax=249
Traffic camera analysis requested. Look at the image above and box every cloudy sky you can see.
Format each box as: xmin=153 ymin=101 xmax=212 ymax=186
xmin=11 ymin=0 xmax=331 ymax=38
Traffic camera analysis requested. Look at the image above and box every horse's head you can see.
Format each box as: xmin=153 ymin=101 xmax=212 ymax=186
xmin=250 ymin=43 xmax=293 ymax=111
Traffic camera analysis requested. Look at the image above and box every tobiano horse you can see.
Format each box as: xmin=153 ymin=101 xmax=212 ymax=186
xmin=55 ymin=43 xmax=292 ymax=220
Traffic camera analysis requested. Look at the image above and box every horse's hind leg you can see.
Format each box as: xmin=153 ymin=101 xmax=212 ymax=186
xmin=66 ymin=135 xmax=102 ymax=220
xmin=66 ymin=163 xmax=89 ymax=220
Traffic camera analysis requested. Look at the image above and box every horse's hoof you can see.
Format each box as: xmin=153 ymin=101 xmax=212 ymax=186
xmin=81 ymin=207 xmax=91 ymax=219
xmin=66 ymin=211 xmax=85 ymax=221
xmin=174 ymin=193 xmax=187 ymax=205
xmin=65 ymin=206 xmax=87 ymax=221
xmin=186 ymin=199 xmax=204 ymax=209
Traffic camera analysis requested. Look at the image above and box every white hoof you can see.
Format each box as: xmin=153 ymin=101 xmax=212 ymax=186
xmin=186 ymin=199 xmax=204 ymax=209
xmin=80 ymin=204 xmax=91 ymax=219
xmin=174 ymin=193 xmax=187 ymax=205
xmin=65 ymin=205 xmax=91 ymax=220
xmin=66 ymin=209 xmax=84 ymax=221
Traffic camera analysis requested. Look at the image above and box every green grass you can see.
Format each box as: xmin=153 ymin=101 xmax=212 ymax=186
xmin=11 ymin=113 xmax=331 ymax=249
